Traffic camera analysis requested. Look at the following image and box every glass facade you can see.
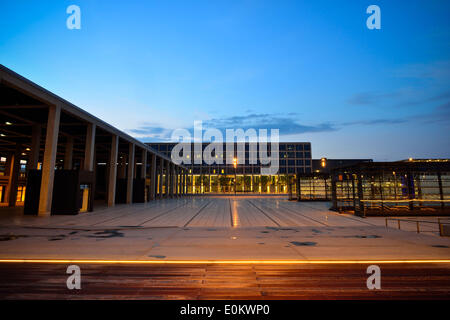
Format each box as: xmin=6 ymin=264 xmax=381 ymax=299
xmin=329 ymin=160 xmax=450 ymax=216
xmin=147 ymin=142 xmax=312 ymax=194
xmin=296 ymin=174 xmax=332 ymax=200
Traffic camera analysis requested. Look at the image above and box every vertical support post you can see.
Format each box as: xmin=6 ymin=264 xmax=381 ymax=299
xmin=351 ymin=175 xmax=356 ymax=212
xmin=169 ymin=163 xmax=174 ymax=198
xmin=107 ymin=135 xmax=119 ymax=207
xmin=64 ymin=137 xmax=74 ymax=170
xmin=126 ymin=143 xmax=135 ymax=204
xmin=438 ymin=171 xmax=444 ymax=211
xmin=406 ymin=171 xmax=415 ymax=211
xmin=38 ymin=105 xmax=61 ymax=216
xmin=178 ymin=168 xmax=181 ymax=195
xmin=141 ymin=149 xmax=147 ymax=201
xmin=164 ymin=160 xmax=170 ymax=197
xmin=141 ymin=149 xmax=147 ymax=179
xmin=174 ymin=166 xmax=178 ymax=197
xmin=331 ymin=174 xmax=337 ymax=211
xmin=158 ymin=158 xmax=163 ymax=198
xmin=28 ymin=124 xmax=41 ymax=170
xmin=83 ymin=123 xmax=96 ymax=171
xmin=150 ymin=153 xmax=156 ymax=200
xmin=356 ymin=172 xmax=365 ymax=217
xmin=8 ymin=145 xmax=22 ymax=207
xmin=182 ymin=170 xmax=185 ymax=195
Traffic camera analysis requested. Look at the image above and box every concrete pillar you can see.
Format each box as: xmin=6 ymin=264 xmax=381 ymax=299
xmin=7 ymin=145 xmax=21 ymax=207
xmin=141 ymin=149 xmax=147 ymax=179
xmin=173 ymin=166 xmax=177 ymax=197
xmin=83 ymin=123 xmax=96 ymax=171
xmin=158 ymin=158 xmax=162 ymax=198
xmin=150 ymin=153 xmax=157 ymax=200
xmin=181 ymin=169 xmax=184 ymax=195
xmin=126 ymin=143 xmax=135 ymax=204
xmin=141 ymin=149 xmax=147 ymax=201
xmin=175 ymin=167 xmax=179 ymax=197
xmin=107 ymin=135 xmax=119 ymax=207
xmin=38 ymin=105 xmax=61 ymax=216
xmin=64 ymin=136 xmax=73 ymax=170
xmin=165 ymin=160 xmax=170 ymax=197
xmin=169 ymin=163 xmax=174 ymax=198
xmin=28 ymin=124 xmax=41 ymax=170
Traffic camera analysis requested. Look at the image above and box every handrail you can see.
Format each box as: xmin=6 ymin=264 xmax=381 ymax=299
xmin=385 ymin=217 xmax=450 ymax=236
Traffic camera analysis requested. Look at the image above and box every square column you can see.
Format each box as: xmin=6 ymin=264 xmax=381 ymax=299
xmin=165 ymin=160 xmax=170 ymax=197
xmin=158 ymin=157 xmax=163 ymax=198
xmin=184 ymin=170 xmax=187 ymax=195
xmin=38 ymin=105 xmax=61 ymax=216
xmin=107 ymin=135 xmax=119 ymax=207
xmin=181 ymin=169 xmax=184 ymax=195
xmin=7 ymin=144 xmax=22 ymax=207
xmin=175 ymin=167 xmax=179 ymax=197
xmin=83 ymin=123 xmax=96 ymax=171
xmin=169 ymin=163 xmax=174 ymax=198
xmin=141 ymin=149 xmax=147 ymax=201
xmin=126 ymin=143 xmax=135 ymax=204
xmin=150 ymin=153 xmax=157 ymax=200
xmin=141 ymin=149 xmax=147 ymax=179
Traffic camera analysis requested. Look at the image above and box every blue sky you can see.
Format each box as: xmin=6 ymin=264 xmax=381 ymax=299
xmin=1 ymin=0 xmax=449 ymax=160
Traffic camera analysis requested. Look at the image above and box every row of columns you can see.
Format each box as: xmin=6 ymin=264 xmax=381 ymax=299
xmin=33 ymin=104 xmax=187 ymax=216
xmin=104 ymin=138 xmax=188 ymax=207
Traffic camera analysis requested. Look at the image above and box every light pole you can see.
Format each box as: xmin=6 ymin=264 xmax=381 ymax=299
xmin=233 ymin=157 xmax=237 ymax=195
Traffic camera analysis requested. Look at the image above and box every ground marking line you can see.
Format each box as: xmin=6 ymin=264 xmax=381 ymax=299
xmin=89 ymin=201 xmax=174 ymax=226
xmin=271 ymin=200 xmax=329 ymax=226
xmin=183 ymin=200 xmax=212 ymax=228
xmin=137 ymin=202 xmax=188 ymax=226
xmin=247 ymin=199 xmax=281 ymax=227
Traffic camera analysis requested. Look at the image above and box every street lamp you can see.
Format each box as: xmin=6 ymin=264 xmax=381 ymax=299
xmin=233 ymin=157 xmax=237 ymax=195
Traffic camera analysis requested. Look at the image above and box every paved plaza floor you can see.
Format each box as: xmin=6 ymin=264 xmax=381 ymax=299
xmin=0 ymin=196 xmax=449 ymax=261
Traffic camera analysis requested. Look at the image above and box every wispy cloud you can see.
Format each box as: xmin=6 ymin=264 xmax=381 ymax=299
xmin=203 ymin=113 xmax=336 ymax=135
xmin=342 ymin=119 xmax=407 ymax=126
xmin=128 ymin=123 xmax=173 ymax=141
xmin=128 ymin=113 xmax=337 ymax=141
xmin=128 ymin=101 xmax=450 ymax=142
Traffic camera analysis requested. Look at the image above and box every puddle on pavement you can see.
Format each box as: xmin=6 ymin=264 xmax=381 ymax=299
xmin=290 ymin=241 xmax=317 ymax=246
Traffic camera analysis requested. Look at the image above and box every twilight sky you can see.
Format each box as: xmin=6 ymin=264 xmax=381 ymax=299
xmin=1 ymin=0 xmax=449 ymax=160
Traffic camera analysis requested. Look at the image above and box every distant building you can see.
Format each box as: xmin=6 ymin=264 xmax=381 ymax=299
xmin=147 ymin=142 xmax=312 ymax=194
xmin=312 ymin=158 xmax=373 ymax=174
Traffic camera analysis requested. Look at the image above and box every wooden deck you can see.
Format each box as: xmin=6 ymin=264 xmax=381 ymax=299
xmin=0 ymin=262 xmax=449 ymax=299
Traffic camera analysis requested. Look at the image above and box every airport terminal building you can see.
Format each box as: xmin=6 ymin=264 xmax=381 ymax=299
xmin=0 ymin=65 xmax=448 ymax=217
xmin=147 ymin=142 xmax=312 ymax=194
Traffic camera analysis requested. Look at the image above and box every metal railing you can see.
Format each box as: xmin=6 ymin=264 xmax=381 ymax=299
xmin=385 ymin=218 xmax=450 ymax=237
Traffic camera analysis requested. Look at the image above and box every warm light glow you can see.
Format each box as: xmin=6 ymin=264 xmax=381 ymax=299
xmin=0 ymin=259 xmax=449 ymax=264
xmin=233 ymin=157 xmax=237 ymax=168
xmin=321 ymin=157 xmax=326 ymax=167
xmin=409 ymin=157 xmax=413 ymax=161
xmin=231 ymin=200 xmax=239 ymax=227
xmin=5 ymin=121 xmax=12 ymax=125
